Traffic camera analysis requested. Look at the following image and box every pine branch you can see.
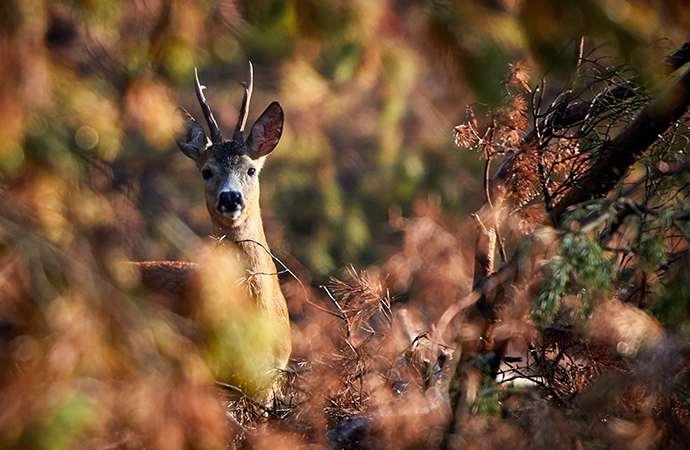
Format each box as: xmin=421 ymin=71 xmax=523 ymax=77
xmin=489 ymin=41 xmax=690 ymax=207
xmin=469 ymin=40 xmax=690 ymax=323
xmin=550 ymin=63 xmax=690 ymax=223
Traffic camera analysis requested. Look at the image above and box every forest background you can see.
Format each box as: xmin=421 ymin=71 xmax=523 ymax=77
xmin=2 ymin=0 xmax=690 ymax=449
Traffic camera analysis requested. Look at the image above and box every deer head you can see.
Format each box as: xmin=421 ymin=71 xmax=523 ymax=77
xmin=173 ymin=63 xmax=284 ymax=232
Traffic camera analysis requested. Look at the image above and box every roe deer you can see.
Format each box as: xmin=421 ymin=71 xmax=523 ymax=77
xmin=134 ymin=63 xmax=290 ymax=373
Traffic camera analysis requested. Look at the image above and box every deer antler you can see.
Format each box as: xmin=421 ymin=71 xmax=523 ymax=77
xmin=233 ymin=61 xmax=254 ymax=142
xmin=194 ymin=68 xmax=223 ymax=144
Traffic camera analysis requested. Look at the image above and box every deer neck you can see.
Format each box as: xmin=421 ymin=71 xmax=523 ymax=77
xmin=214 ymin=206 xmax=269 ymax=249
xmin=214 ymin=207 xmax=290 ymax=368
xmin=213 ymin=207 xmax=283 ymax=311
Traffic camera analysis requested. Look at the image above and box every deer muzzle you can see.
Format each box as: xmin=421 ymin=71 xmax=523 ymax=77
xmin=217 ymin=190 xmax=245 ymax=218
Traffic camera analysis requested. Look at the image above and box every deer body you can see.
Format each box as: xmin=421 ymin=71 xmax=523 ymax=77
xmin=136 ymin=65 xmax=290 ymax=371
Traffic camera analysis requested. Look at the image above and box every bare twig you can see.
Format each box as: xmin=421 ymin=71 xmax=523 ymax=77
xmin=550 ymin=64 xmax=690 ymax=223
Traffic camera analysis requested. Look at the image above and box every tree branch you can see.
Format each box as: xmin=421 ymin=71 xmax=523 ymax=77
xmin=489 ymin=41 xmax=690 ymax=206
xmin=469 ymin=41 xmax=690 ymax=319
xmin=550 ymin=64 xmax=690 ymax=223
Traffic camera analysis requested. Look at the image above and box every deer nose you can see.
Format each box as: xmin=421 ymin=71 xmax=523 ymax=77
xmin=217 ymin=191 xmax=244 ymax=213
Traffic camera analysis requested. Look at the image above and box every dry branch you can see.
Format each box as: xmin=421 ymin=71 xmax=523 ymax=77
xmin=550 ymin=64 xmax=690 ymax=223
xmin=490 ymin=41 xmax=690 ymax=207
xmin=446 ymin=46 xmax=690 ymax=430
xmin=472 ymin=41 xmax=690 ymax=311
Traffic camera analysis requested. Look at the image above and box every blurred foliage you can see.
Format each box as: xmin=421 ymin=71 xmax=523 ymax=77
xmin=2 ymin=0 xmax=687 ymax=275
xmin=1 ymin=0 xmax=690 ymax=448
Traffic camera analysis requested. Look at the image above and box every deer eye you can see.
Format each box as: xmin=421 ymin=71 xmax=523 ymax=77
xmin=202 ymin=169 xmax=213 ymax=180
xmin=247 ymin=167 xmax=256 ymax=177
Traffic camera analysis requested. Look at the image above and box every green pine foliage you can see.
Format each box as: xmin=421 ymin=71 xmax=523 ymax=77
xmin=534 ymin=233 xmax=612 ymax=323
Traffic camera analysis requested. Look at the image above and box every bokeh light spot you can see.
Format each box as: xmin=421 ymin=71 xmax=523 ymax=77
xmin=75 ymin=126 xmax=99 ymax=150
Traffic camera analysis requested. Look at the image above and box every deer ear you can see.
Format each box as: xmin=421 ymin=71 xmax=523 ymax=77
xmin=173 ymin=107 xmax=208 ymax=161
xmin=246 ymin=102 xmax=283 ymax=159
